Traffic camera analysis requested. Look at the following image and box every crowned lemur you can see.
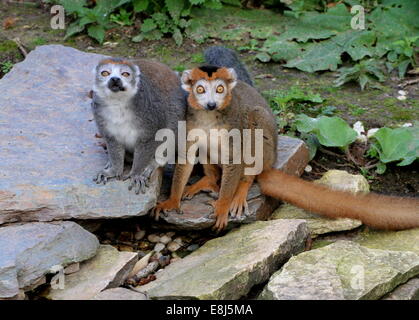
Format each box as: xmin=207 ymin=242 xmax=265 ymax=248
xmin=91 ymin=58 xmax=186 ymax=193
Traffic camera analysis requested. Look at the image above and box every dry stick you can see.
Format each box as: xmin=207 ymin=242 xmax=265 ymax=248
xmin=399 ymin=77 xmax=419 ymax=88
xmin=12 ymin=37 xmax=28 ymax=57
xmin=318 ymin=147 xmax=346 ymax=159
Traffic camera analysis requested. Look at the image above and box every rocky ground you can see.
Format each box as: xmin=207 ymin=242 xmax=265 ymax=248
xmin=0 ymin=3 xmax=418 ymax=301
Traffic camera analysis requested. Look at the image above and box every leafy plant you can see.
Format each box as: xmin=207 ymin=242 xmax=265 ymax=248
xmin=386 ymin=36 xmax=419 ymax=78
xmin=367 ymin=126 xmax=418 ymax=173
xmin=110 ymin=8 xmax=134 ymax=26
xmin=334 ymin=59 xmax=386 ymax=90
xmin=263 ymin=87 xmax=323 ymax=130
xmin=0 ymin=61 xmax=14 ymax=74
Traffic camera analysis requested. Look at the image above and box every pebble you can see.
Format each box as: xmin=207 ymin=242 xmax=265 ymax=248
xmin=118 ymin=231 xmax=133 ymax=242
xmin=173 ymin=237 xmax=183 ymax=245
xmin=137 ymin=241 xmax=152 ymax=251
xmin=118 ymin=245 xmax=134 ymax=252
xmin=159 ymin=235 xmax=172 ymax=245
xmin=167 ymin=241 xmax=181 ymax=252
xmin=158 ymin=255 xmax=171 ymax=268
xmin=154 ymin=242 xmax=165 ymax=253
xmin=148 ymin=234 xmax=161 ymax=243
xmin=187 ymin=244 xmax=199 ymax=252
xmin=165 ymin=232 xmax=176 ymax=238
xmin=134 ymin=230 xmax=146 ymax=241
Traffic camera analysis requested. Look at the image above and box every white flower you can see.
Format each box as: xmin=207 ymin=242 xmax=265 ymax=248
xmin=353 ymin=121 xmax=367 ymax=142
xmin=367 ymin=128 xmax=379 ymax=138
xmin=398 ymin=90 xmax=407 ymax=96
xmin=397 ymin=95 xmax=407 ymax=101
xmin=402 ymin=123 xmax=412 ymax=127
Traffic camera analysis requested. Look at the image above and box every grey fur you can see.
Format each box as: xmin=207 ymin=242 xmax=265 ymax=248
xmin=204 ymin=46 xmax=254 ymax=86
xmin=91 ymin=58 xmax=186 ymax=194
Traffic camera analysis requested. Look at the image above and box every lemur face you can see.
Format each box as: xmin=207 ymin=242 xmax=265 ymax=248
xmin=181 ymin=66 xmax=237 ymax=111
xmin=94 ymin=58 xmax=140 ymax=96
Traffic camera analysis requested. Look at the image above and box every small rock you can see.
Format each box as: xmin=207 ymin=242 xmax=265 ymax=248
xmin=159 ymin=255 xmax=171 ymax=268
xmin=128 ymin=251 xmax=153 ymax=279
xmin=137 ymin=241 xmax=152 ymax=251
xmin=159 ymin=235 xmax=172 ymax=245
xmin=118 ymin=245 xmax=134 ymax=252
xmin=148 ymin=234 xmax=161 ymax=243
xmin=134 ymin=230 xmax=146 ymax=241
xmin=173 ymin=237 xmax=183 ymax=245
xmin=165 ymin=232 xmax=176 ymax=238
xmin=134 ymin=261 xmax=159 ymax=280
xmin=118 ymin=231 xmax=133 ymax=242
xmin=46 ymin=245 xmax=138 ymax=300
xmin=187 ymin=244 xmax=199 ymax=252
xmin=167 ymin=241 xmax=181 ymax=252
xmin=64 ymin=263 xmax=80 ymax=275
xmin=154 ymin=243 xmax=165 ymax=253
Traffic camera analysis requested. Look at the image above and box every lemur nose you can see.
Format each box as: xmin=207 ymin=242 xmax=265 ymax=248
xmin=110 ymin=77 xmax=120 ymax=83
xmin=206 ymin=102 xmax=216 ymax=110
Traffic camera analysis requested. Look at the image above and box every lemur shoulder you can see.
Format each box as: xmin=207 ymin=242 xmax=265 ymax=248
xmin=153 ymin=46 xmax=419 ymax=232
xmin=91 ymin=58 xmax=186 ymax=193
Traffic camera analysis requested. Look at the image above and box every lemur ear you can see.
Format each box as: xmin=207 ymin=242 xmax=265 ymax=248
xmin=226 ymin=68 xmax=237 ymax=90
xmin=181 ymin=70 xmax=193 ymax=92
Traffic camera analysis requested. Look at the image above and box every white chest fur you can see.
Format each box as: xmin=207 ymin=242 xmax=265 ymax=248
xmin=101 ymin=98 xmax=140 ymax=151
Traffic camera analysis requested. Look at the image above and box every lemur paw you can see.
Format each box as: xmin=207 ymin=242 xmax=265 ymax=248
xmin=127 ymin=174 xmax=150 ymax=194
xmin=151 ymin=199 xmax=182 ymax=221
xmin=93 ymin=168 xmax=122 ymax=184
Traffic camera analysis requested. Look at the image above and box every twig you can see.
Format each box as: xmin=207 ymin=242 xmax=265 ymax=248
xmin=398 ymin=77 xmax=419 ymax=88
xmin=12 ymin=37 xmax=27 ymax=57
xmin=318 ymin=147 xmax=345 ymax=159
xmin=311 ymin=160 xmax=330 ymax=172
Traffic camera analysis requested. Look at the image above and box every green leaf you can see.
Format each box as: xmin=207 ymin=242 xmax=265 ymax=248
xmin=369 ymin=127 xmax=419 ymax=166
xmin=375 ymin=162 xmax=387 ymax=174
xmin=172 ymin=27 xmax=183 ymax=46
xmin=255 ymin=52 xmax=271 ymax=63
xmin=165 ymin=0 xmax=184 ymax=21
xmin=133 ymin=0 xmax=149 ymax=12
xmin=58 ymin=0 xmax=86 ymax=15
xmin=87 ymin=24 xmax=106 ymax=43
xmin=295 ymin=115 xmax=357 ymax=148
xmin=141 ymin=18 xmax=157 ymax=33
xmin=64 ymin=21 xmax=85 ymax=39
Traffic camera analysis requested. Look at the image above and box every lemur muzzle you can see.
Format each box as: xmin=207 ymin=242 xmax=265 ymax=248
xmin=108 ymin=77 xmax=125 ymax=92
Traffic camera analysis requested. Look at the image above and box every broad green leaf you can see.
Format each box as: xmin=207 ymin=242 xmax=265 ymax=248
xmin=369 ymin=127 xmax=419 ymax=166
xmin=133 ymin=0 xmax=149 ymax=12
xmin=295 ymin=115 xmax=357 ymax=147
xmin=87 ymin=24 xmax=106 ymax=43
xmin=58 ymin=0 xmax=86 ymax=15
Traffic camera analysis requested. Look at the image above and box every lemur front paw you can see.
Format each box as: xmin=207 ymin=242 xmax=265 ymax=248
xmin=151 ymin=199 xmax=183 ymax=221
xmin=93 ymin=166 xmax=123 ymax=184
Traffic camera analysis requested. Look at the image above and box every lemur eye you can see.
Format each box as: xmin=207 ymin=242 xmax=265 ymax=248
xmin=196 ymin=85 xmax=205 ymax=94
xmin=216 ymin=85 xmax=224 ymax=94
xmin=121 ymin=72 xmax=130 ymax=77
xmin=101 ymin=71 xmax=110 ymax=77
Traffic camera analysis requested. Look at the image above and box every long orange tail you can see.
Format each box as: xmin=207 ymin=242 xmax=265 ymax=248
xmin=257 ymin=169 xmax=419 ymax=230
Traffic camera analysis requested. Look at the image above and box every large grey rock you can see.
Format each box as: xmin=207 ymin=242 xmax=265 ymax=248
xmin=382 ymin=277 xmax=419 ymax=300
xmin=0 ymin=45 xmax=162 ymax=225
xmin=272 ymin=170 xmax=364 ymax=237
xmin=259 ymin=240 xmax=419 ymax=300
xmin=158 ymin=136 xmax=309 ymax=230
xmin=92 ymin=287 xmax=148 ymax=300
xmin=46 ymin=245 xmax=138 ymax=300
xmin=0 ymin=221 xmax=99 ymax=298
xmin=140 ymin=219 xmax=309 ymax=299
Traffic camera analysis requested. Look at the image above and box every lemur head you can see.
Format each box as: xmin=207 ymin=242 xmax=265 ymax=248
xmin=181 ymin=65 xmax=237 ymax=111
xmin=93 ymin=58 xmax=140 ymax=97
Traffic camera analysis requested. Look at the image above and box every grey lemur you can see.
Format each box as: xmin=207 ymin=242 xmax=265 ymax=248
xmin=91 ymin=58 xmax=186 ymax=193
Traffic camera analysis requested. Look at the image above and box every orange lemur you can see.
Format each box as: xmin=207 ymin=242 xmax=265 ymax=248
xmin=152 ymin=46 xmax=419 ymax=232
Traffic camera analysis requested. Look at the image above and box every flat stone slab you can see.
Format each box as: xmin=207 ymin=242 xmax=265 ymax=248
xmin=382 ymin=277 xmax=419 ymax=300
xmin=158 ymin=136 xmax=309 ymax=230
xmin=92 ymin=287 xmax=148 ymax=300
xmin=259 ymin=240 xmax=419 ymax=300
xmin=0 ymin=221 xmax=99 ymax=298
xmin=140 ymin=219 xmax=309 ymax=299
xmin=0 ymin=45 xmax=162 ymax=225
xmin=272 ymin=170 xmax=364 ymax=237
xmin=46 ymin=245 xmax=138 ymax=300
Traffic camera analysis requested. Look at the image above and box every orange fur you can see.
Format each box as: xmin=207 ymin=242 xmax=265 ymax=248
xmin=258 ymin=169 xmax=419 ymax=230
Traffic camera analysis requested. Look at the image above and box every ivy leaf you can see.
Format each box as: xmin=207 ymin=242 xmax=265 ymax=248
xmin=295 ymin=115 xmax=357 ymax=148
xmin=87 ymin=24 xmax=106 ymax=43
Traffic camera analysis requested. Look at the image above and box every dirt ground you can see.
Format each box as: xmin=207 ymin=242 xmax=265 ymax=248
xmin=0 ymin=2 xmax=418 ymax=196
